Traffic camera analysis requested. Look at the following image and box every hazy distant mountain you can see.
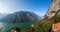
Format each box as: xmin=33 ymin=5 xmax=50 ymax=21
xmin=0 ymin=11 xmax=40 ymax=23
xmin=0 ymin=13 xmax=8 ymax=19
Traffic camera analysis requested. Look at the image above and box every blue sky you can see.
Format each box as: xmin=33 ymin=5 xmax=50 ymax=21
xmin=0 ymin=0 xmax=52 ymax=16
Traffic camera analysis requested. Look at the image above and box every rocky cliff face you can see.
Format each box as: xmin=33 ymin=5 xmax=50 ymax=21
xmin=46 ymin=0 xmax=60 ymax=18
xmin=33 ymin=0 xmax=60 ymax=32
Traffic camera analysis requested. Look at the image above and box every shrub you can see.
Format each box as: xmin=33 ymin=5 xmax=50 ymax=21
xmin=34 ymin=21 xmax=54 ymax=32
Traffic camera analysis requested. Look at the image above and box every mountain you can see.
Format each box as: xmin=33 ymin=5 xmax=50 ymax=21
xmin=32 ymin=0 xmax=60 ymax=32
xmin=0 ymin=13 xmax=8 ymax=19
xmin=0 ymin=11 xmax=40 ymax=23
xmin=44 ymin=0 xmax=60 ymax=22
xmin=46 ymin=0 xmax=60 ymax=18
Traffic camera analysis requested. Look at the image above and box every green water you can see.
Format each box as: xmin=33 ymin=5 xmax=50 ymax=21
xmin=0 ymin=21 xmax=36 ymax=32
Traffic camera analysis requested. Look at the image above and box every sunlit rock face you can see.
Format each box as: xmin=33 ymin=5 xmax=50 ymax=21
xmin=46 ymin=0 xmax=60 ymax=18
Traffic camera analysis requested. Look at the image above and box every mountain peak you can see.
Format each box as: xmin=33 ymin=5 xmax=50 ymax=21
xmin=0 ymin=11 xmax=40 ymax=23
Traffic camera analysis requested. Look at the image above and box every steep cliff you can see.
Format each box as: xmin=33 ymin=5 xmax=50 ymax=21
xmin=33 ymin=0 xmax=60 ymax=32
xmin=46 ymin=0 xmax=60 ymax=18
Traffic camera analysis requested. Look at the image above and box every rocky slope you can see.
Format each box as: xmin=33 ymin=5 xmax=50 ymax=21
xmin=46 ymin=0 xmax=60 ymax=18
xmin=0 ymin=11 xmax=40 ymax=23
xmin=30 ymin=0 xmax=60 ymax=32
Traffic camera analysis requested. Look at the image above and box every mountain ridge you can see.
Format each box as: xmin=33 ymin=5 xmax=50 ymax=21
xmin=0 ymin=11 xmax=40 ymax=23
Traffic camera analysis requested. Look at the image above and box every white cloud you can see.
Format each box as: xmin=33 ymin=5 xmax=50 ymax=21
xmin=0 ymin=0 xmax=26 ymax=14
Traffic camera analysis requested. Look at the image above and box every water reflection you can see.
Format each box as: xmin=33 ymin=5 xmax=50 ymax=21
xmin=0 ymin=22 xmax=3 ymax=32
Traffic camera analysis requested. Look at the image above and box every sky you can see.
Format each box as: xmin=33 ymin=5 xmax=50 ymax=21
xmin=0 ymin=0 xmax=52 ymax=16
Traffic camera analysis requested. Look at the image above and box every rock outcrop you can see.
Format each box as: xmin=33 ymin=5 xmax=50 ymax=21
xmin=33 ymin=0 xmax=60 ymax=32
xmin=46 ymin=0 xmax=60 ymax=18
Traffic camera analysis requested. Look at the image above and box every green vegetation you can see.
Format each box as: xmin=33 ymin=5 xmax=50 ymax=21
xmin=33 ymin=15 xmax=60 ymax=32
xmin=53 ymin=16 xmax=60 ymax=23
xmin=34 ymin=21 xmax=54 ymax=32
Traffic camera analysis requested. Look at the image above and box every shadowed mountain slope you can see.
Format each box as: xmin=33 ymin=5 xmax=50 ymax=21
xmin=0 ymin=11 xmax=40 ymax=23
